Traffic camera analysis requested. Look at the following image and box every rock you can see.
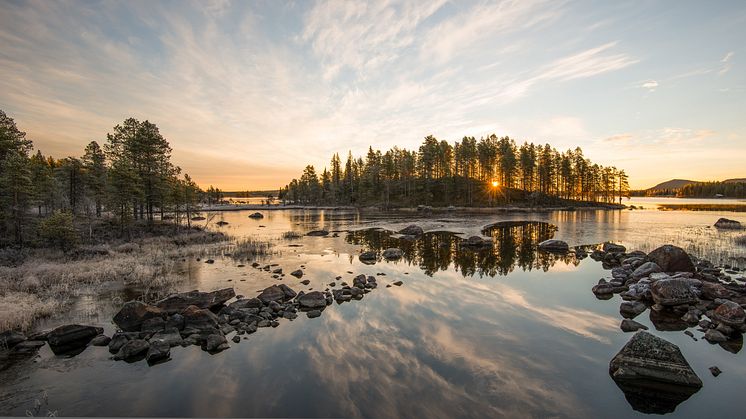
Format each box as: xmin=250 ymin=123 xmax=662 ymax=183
xmin=156 ymin=288 xmax=235 ymax=313
xmin=229 ymin=298 xmax=263 ymax=310
xmin=713 ymin=301 xmax=745 ymax=326
xmin=609 ymin=331 xmax=702 ymax=414
xmin=621 ymin=319 xmax=649 ymax=332
xmin=0 ymin=331 xmax=26 ymax=349
xmin=232 ymin=335 xmax=241 ymax=343
xmin=620 ymin=301 xmax=648 ymax=319
xmin=113 ymin=339 xmax=149 ymax=361
xmin=538 ymin=239 xmax=569 ymax=253
xmin=300 ymin=279 xmax=310 ymax=285
xmin=463 ymin=236 xmax=486 ymax=247
xmin=108 ymin=332 xmax=130 ymax=354
xmin=650 ymin=279 xmax=698 ymax=306
xmin=47 ymin=324 xmax=103 ymax=354
xmin=10 ymin=340 xmax=46 ymax=355
xmin=248 ymin=212 xmax=264 ymax=219
xmin=90 ymin=335 xmax=111 ymax=346
xmin=151 ymin=328 xmax=183 ymax=347
xmin=306 ymin=230 xmax=329 ymax=236
xmin=166 ymin=313 xmax=185 ymax=330
xmin=632 ymin=262 xmax=662 ymax=279
xmin=700 ymin=282 xmax=733 ymax=300
xmin=714 ymin=218 xmax=742 ymax=229
xmin=278 ymin=284 xmax=297 ymax=299
xmin=622 ymin=281 xmax=652 ymax=301
xmin=359 ymin=251 xmax=377 ymax=263
xmin=297 ymin=291 xmax=327 ymax=309
xmin=307 ymin=310 xmax=322 ymax=318
xmin=141 ymin=317 xmax=166 ymax=332
xmin=709 ymin=366 xmax=722 ymax=377
xmin=398 ymin=225 xmax=423 ymax=236
xmin=382 ymin=248 xmax=403 ymax=260
xmin=646 ymin=245 xmax=695 ymax=273
xmin=204 ymin=334 xmax=229 ymax=352
xmin=603 ymin=242 xmax=627 ymax=253
xmin=146 ymin=340 xmax=171 ymax=364
xmin=290 ymin=269 xmax=303 ymax=278
xmin=392 ymin=280 xmax=403 ymax=286
xmin=113 ymin=301 xmax=165 ymax=332
xmin=704 ymin=329 xmax=728 ymax=343
xmin=257 ymin=285 xmax=293 ymax=304
xmin=181 ymin=305 xmax=219 ymax=333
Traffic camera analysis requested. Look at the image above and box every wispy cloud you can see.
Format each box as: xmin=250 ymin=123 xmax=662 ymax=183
xmin=719 ymin=51 xmax=735 ymax=75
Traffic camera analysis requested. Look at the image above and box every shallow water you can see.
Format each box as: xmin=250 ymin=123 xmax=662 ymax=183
xmin=1 ymin=206 xmax=746 ymax=417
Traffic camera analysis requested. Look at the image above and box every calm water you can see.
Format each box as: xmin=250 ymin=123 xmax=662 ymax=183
xmin=1 ymin=201 xmax=745 ymax=418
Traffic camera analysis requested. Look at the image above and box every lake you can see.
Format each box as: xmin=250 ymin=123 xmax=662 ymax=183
xmin=1 ymin=199 xmax=745 ymax=418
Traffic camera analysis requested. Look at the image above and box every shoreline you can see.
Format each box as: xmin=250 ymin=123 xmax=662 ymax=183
xmin=199 ymin=203 xmax=627 ymax=213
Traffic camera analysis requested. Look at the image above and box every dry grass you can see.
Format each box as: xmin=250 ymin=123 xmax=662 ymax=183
xmin=281 ymin=231 xmax=302 ymax=240
xmin=0 ymin=230 xmax=228 ymax=332
xmin=230 ymin=237 xmax=273 ymax=260
xmin=736 ymin=235 xmax=746 ymax=247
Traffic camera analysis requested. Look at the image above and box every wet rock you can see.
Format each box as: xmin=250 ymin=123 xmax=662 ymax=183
xmin=713 ymin=301 xmax=746 ymax=326
xmin=398 ymin=225 xmax=423 ymax=236
xmin=622 ymin=281 xmax=652 ymax=301
xmin=141 ymin=317 xmax=166 ymax=332
xmin=257 ymin=285 xmax=290 ymax=304
xmin=146 ymin=340 xmax=171 ymax=364
xmin=278 ymin=284 xmax=297 ymax=299
xmin=232 ymin=335 xmax=241 ymax=343
xmin=300 ymin=279 xmax=310 ymax=285
xmin=297 ymin=291 xmax=327 ymax=309
xmin=603 ymin=242 xmax=627 ymax=253
xmin=632 ymin=262 xmax=662 ymax=279
xmin=714 ymin=218 xmax=742 ymax=229
xmin=650 ymin=279 xmax=698 ymax=306
xmin=90 ymin=335 xmax=111 ymax=346
xmin=205 ymin=259 xmax=215 ymax=264
xmin=382 ymin=248 xmax=403 ymax=260
xmin=592 ymin=279 xmax=625 ymax=296
xmin=621 ymin=319 xmax=649 ymax=332
xmin=290 ymin=269 xmax=303 ymax=278
xmin=392 ymin=280 xmax=403 ymax=286
xmin=151 ymin=328 xmax=184 ymax=347
xmin=229 ymin=297 xmax=263 ymax=310
xmin=156 ymin=288 xmax=235 ymax=313
xmin=609 ymin=331 xmax=702 ymax=414
xmin=704 ymin=329 xmax=728 ymax=343
xmin=307 ymin=310 xmax=322 ymax=318
xmin=538 ymin=239 xmax=569 ymax=253
xmin=10 ymin=340 xmax=46 ymax=355
xmin=646 ymin=245 xmax=695 ymax=273
xmin=113 ymin=339 xmax=149 ymax=361
xmin=181 ymin=305 xmax=219 ymax=333
xmin=0 ymin=331 xmax=26 ymax=349
xmin=359 ymin=251 xmax=377 ymax=263
xmin=47 ymin=324 xmax=103 ymax=355
xmin=620 ymin=301 xmax=648 ymax=319
xmin=113 ymin=301 xmax=165 ymax=332
xmin=306 ymin=230 xmax=329 ymax=236
xmin=166 ymin=313 xmax=185 ymax=331
xmin=108 ymin=332 xmax=130 ymax=354
xmin=709 ymin=366 xmax=722 ymax=377
xmin=700 ymin=282 xmax=733 ymax=300
xmin=248 ymin=212 xmax=264 ymax=219
xmin=204 ymin=334 xmax=229 ymax=352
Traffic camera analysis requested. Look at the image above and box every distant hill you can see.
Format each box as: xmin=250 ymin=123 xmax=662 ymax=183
xmin=648 ymin=179 xmax=698 ymax=191
xmin=724 ymin=178 xmax=746 ymax=183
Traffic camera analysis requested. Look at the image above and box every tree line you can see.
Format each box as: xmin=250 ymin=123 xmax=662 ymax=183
xmin=677 ymin=181 xmax=746 ymax=198
xmin=0 ymin=110 xmax=216 ymax=246
xmin=280 ymin=134 xmax=629 ymax=207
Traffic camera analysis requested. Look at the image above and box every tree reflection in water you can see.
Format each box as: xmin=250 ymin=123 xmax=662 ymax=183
xmin=346 ymin=221 xmax=582 ymax=277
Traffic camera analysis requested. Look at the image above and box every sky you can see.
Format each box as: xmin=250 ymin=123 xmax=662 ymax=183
xmin=0 ymin=0 xmax=744 ymax=190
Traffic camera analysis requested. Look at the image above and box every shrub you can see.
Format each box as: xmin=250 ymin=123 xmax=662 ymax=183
xmin=37 ymin=211 xmax=79 ymax=251
xmin=281 ymin=231 xmax=302 ymax=240
xmin=736 ymin=235 xmax=746 ymax=247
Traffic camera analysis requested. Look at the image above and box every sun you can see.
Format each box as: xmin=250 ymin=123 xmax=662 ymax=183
xmin=491 ymin=181 xmax=499 ymax=187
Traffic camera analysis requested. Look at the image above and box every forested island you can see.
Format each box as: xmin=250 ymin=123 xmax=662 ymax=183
xmin=280 ymin=135 xmax=629 ymax=207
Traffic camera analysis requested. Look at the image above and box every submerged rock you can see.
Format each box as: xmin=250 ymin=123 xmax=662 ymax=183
xmin=359 ymin=251 xmax=377 ymax=263
xmin=248 ymin=212 xmax=264 ymax=219
xmin=306 ymin=230 xmax=329 ymax=237
xmin=290 ymin=269 xmax=304 ymax=278
xmin=603 ymin=242 xmax=627 ymax=253
xmin=646 ymin=245 xmax=695 ymax=273
xmin=398 ymin=225 xmax=423 ymax=236
xmin=382 ymin=248 xmax=403 ymax=260
xmin=609 ymin=331 xmax=702 ymax=414
xmin=538 ymin=239 xmax=569 ymax=253
xmin=621 ymin=319 xmax=649 ymax=332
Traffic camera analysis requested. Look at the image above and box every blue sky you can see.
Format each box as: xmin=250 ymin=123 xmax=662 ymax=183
xmin=1 ymin=0 xmax=744 ymax=189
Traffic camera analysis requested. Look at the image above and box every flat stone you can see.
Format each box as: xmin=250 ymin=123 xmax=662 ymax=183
xmin=47 ymin=324 xmax=103 ymax=354
xmin=156 ymin=288 xmax=235 ymax=313
xmin=621 ymin=319 xmax=649 ymax=332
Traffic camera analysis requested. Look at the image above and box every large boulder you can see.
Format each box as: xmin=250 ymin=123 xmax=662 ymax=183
xmin=713 ymin=301 xmax=746 ymax=326
xmin=151 ymin=328 xmax=184 ymax=347
xmin=47 ymin=324 xmax=103 ymax=355
xmin=538 ymin=239 xmax=569 ymax=253
xmin=632 ymin=262 xmax=662 ymax=279
xmin=650 ymin=279 xmax=698 ymax=306
xmin=257 ymin=285 xmax=292 ymax=304
xmin=382 ymin=248 xmax=403 ymax=260
xmin=646 ymin=245 xmax=695 ymax=273
xmin=398 ymin=225 xmax=423 ymax=236
xmin=156 ymin=288 xmax=235 ymax=313
xmin=113 ymin=301 xmax=165 ymax=332
xmin=278 ymin=284 xmax=297 ymax=299
xmin=714 ymin=218 xmax=742 ymax=229
xmin=609 ymin=331 xmax=702 ymax=414
xmin=113 ymin=339 xmax=149 ymax=361
xmin=297 ymin=291 xmax=327 ymax=309
xmin=181 ymin=305 xmax=219 ymax=333
xmin=603 ymin=242 xmax=627 ymax=253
